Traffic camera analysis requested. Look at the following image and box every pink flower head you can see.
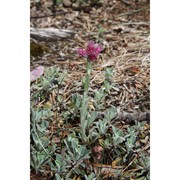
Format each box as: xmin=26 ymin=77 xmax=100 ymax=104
xmin=93 ymin=145 xmax=103 ymax=153
xmin=30 ymin=66 xmax=44 ymax=82
xmin=93 ymin=145 xmax=103 ymax=160
xmin=77 ymin=41 xmax=103 ymax=61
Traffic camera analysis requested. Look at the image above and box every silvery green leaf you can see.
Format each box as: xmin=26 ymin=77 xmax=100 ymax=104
xmin=30 ymin=156 xmax=35 ymax=168
xmin=105 ymin=106 xmax=117 ymax=121
xmin=125 ymin=134 xmax=136 ymax=152
xmin=87 ymin=111 xmax=98 ymax=128
xmin=94 ymin=119 xmax=109 ymax=135
xmin=95 ymin=88 xmax=105 ymax=102
xmin=40 ymin=120 xmax=49 ymax=131
xmin=103 ymin=138 xmax=111 ymax=148
xmin=36 ymin=152 xmax=50 ymax=168
xmin=31 ymin=133 xmax=42 ymax=150
xmin=55 ymin=173 xmax=64 ymax=180
xmin=105 ymin=67 xmax=114 ymax=77
xmin=49 ymin=162 xmax=57 ymax=171
xmin=35 ymin=110 xmax=41 ymax=123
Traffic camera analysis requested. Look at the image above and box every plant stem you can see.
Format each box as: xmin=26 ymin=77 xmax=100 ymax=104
xmin=80 ymin=60 xmax=92 ymax=141
xmin=84 ymin=60 xmax=92 ymax=93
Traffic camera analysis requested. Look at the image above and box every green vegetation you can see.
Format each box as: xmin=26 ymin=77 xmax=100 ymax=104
xmin=30 ymin=65 xmax=150 ymax=179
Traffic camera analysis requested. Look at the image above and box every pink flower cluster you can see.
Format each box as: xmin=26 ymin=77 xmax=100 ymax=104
xmin=77 ymin=41 xmax=103 ymax=61
xmin=93 ymin=145 xmax=103 ymax=160
xmin=30 ymin=66 xmax=44 ymax=82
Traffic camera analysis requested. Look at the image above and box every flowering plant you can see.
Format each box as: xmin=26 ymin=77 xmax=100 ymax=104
xmin=77 ymin=41 xmax=103 ymax=142
xmin=77 ymin=41 xmax=103 ymax=61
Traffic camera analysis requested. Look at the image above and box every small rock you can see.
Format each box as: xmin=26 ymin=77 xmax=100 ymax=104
xmin=63 ymin=0 xmax=72 ymax=7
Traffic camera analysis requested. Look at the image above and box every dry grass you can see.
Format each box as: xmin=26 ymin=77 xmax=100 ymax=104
xmin=30 ymin=0 xmax=150 ymax=114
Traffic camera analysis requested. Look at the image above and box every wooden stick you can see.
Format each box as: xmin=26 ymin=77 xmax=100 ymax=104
xmin=96 ymin=111 xmax=150 ymax=123
xmin=30 ymin=27 xmax=75 ymax=41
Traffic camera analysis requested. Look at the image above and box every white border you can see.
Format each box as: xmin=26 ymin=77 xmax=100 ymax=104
xmin=1 ymin=0 xmax=180 ymax=179
xmin=0 ymin=0 xmax=29 ymax=179
xmin=151 ymin=0 xmax=180 ymax=179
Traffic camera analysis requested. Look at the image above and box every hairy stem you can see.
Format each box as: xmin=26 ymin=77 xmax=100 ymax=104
xmin=80 ymin=60 xmax=92 ymax=141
